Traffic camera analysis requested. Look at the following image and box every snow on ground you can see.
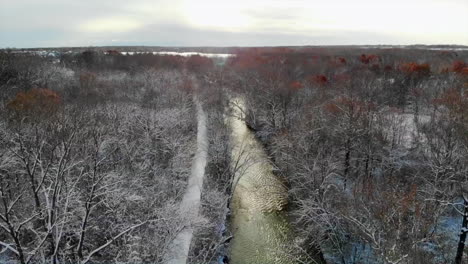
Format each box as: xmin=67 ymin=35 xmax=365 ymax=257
xmin=9 ymin=50 xmax=234 ymax=59
xmin=424 ymin=47 xmax=468 ymax=51
xmin=383 ymin=112 xmax=430 ymax=149
xmin=119 ymin=51 xmax=234 ymax=58
xmin=166 ymin=97 xmax=208 ymax=264
xmin=420 ymin=214 xmax=463 ymax=262
xmin=153 ymin=51 xmax=233 ymax=58
xmin=324 ymin=242 xmax=379 ymax=264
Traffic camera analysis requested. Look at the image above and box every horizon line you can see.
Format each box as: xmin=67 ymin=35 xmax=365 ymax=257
xmin=2 ymin=43 xmax=468 ymax=50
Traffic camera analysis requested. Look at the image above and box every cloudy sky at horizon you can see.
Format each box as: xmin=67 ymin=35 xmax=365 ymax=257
xmin=1 ymin=0 xmax=467 ymax=48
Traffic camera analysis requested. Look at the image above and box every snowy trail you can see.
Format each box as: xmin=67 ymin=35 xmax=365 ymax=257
xmin=167 ymin=97 xmax=208 ymax=264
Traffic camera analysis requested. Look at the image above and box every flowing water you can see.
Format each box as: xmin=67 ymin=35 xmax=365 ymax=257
xmin=227 ymin=97 xmax=296 ymax=264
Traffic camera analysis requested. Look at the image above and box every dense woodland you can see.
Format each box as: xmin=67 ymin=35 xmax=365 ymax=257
xmin=0 ymin=47 xmax=467 ymax=263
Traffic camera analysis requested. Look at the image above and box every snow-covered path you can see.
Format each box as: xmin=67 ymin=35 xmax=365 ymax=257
xmin=167 ymin=97 xmax=208 ymax=264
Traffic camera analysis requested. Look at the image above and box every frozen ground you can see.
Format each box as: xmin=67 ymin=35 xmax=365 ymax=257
xmin=166 ymin=98 xmax=208 ymax=264
xmin=120 ymin=51 xmax=233 ymax=58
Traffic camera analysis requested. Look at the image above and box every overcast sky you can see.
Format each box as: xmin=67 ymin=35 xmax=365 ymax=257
xmin=1 ymin=0 xmax=467 ymax=48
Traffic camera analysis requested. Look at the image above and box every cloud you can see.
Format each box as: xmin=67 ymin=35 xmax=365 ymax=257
xmin=97 ymin=23 xmax=400 ymax=47
xmin=0 ymin=0 xmax=467 ymax=48
xmin=78 ymin=17 xmax=143 ymax=33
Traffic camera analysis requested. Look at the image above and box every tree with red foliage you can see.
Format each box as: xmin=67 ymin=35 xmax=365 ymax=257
xmin=360 ymin=54 xmax=379 ymax=64
xmin=393 ymin=62 xmax=431 ymax=106
xmin=227 ymin=49 xmax=270 ymax=72
xmin=289 ymin=81 xmax=304 ymax=91
xmin=432 ymin=88 xmax=468 ymax=119
xmin=227 ymin=49 xmax=301 ymax=130
xmin=452 ymin=61 xmax=466 ymax=73
xmin=400 ymin=62 xmax=431 ymax=75
xmin=451 ymin=60 xmax=468 ymax=76
xmin=160 ymin=55 xmax=186 ymax=70
xmin=186 ymin=55 xmax=214 ymax=73
xmin=7 ymin=88 xmax=61 ymax=116
xmin=308 ymin=75 xmax=328 ymax=86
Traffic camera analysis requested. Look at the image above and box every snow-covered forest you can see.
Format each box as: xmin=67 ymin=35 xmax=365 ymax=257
xmin=0 ymin=47 xmax=467 ymax=264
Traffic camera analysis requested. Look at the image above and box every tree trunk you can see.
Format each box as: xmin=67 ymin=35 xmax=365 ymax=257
xmin=11 ymin=233 xmax=26 ymax=264
xmin=343 ymin=138 xmax=351 ymax=190
xmin=78 ymin=201 xmax=93 ymax=260
xmin=455 ymin=197 xmax=468 ymax=264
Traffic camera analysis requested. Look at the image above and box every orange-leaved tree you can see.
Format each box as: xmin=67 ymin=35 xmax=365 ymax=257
xmin=308 ymin=75 xmax=328 ymax=86
xmin=359 ymin=54 xmax=379 ymax=64
xmin=452 ymin=61 xmax=466 ymax=73
xmin=432 ymin=88 xmax=468 ymax=124
xmin=186 ymin=55 xmax=214 ymax=73
xmin=289 ymin=81 xmax=304 ymax=91
xmin=7 ymin=88 xmax=61 ymax=116
xmin=400 ymin=62 xmax=431 ymax=76
xmin=338 ymin=57 xmax=347 ymax=64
